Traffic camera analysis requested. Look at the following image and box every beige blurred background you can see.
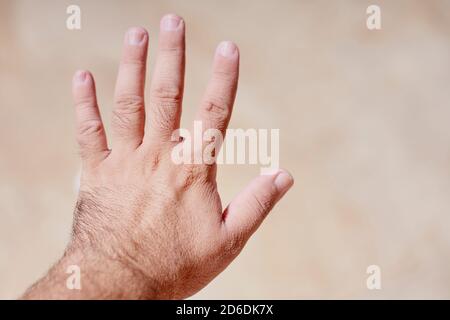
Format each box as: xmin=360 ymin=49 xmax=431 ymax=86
xmin=1 ymin=0 xmax=450 ymax=299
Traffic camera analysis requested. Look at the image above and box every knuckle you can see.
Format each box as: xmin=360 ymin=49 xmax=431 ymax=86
xmin=150 ymin=107 xmax=176 ymax=132
xmin=212 ymin=69 xmax=238 ymax=82
xmin=159 ymin=46 xmax=184 ymax=56
xmin=175 ymin=164 xmax=209 ymax=190
xmin=122 ymin=58 xmax=146 ymax=68
xmin=113 ymin=94 xmax=144 ymax=130
xmin=75 ymin=97 xmax=96 ymax=110
xmin=77 ymin=119 xmax=104 ymax=138
xmin=251 ymin=186 xmax=277 ymax=215
xmin=156 ymin=42 xmax=185 ymax=66
xmin=150 ymin=83 xmax=182 ymax=107
xmin=114 ymin=94 xmax=145 ymax=113
xmin=149 ymin=84 xmax=182 ymax=130
xmin=202 ymin=98 xmax=229 ymax=121
xmin=221 ymin=234 xmax=246 ymax=257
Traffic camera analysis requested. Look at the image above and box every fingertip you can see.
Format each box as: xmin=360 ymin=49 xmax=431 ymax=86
xmin=211 ymin=41 xmax=239 ymax=78
xmin=260 ymin=168 xmax=294 ymax=195
xmin=221 ymin=170 xmax=292 ymax=240
xmin=216 ymin=41 xmax=239 ymax=59
xmin=273 ymin=169 xmax=294 ymax=194
xmin=73 ymin=70 xmax=92 ymax=86
xmin=72 ymin=70 xmax=96 ymax=100
xmin=160 ymin=14 xmax=184 ymax=32
xmin=127 ymin=26 xmax=148 ymax=35
xmin=125 ymin=27 xmax=148 ymax=46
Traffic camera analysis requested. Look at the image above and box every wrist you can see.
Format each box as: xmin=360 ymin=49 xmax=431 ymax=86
xmin=23 ymin=244 xmax=157 ymax=299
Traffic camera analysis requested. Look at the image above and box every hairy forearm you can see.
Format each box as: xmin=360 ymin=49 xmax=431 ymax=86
xmin=21 ymin=247 xmax=156 ymax=300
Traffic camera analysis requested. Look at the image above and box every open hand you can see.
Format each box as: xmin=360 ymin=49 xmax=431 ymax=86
xmin=23 ymin=14 xmax=293 ymax=299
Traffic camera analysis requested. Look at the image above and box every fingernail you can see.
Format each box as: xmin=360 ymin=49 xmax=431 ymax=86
xmin=217 ymin=41 xmax=237 ymax=58
xmin=128 ymin=28 xmax=147 ymax=45
xmin=274 ymin=170 xmax=294 ymax=193
xmin=161 ymin=14 xmax=182 ymax=31
xmin=74 ymin=70 xmax=88 ymax=84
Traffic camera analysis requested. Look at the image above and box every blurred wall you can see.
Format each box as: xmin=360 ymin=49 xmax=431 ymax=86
xmin=1 ymin=0 xmax=450 ymax=299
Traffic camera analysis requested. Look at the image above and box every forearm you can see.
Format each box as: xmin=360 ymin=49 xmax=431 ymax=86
xmin=21 ymin=247 xmax=156 ymax=300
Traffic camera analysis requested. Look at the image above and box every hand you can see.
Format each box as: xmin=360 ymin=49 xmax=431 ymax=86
xmin=23 ymin=14 xmax=293 ymax=299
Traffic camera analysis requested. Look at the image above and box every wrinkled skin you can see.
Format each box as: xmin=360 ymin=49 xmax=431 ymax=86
xmin=23 ymin=14 xmax=293 ymax=299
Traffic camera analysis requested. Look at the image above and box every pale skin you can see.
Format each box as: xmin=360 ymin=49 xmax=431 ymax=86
xmin=22 ymin=14 xmax=293 ymax=299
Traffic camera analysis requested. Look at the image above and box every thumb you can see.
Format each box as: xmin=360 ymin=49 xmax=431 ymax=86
xmin=222 ymin=169 xmax=294 ymax=242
